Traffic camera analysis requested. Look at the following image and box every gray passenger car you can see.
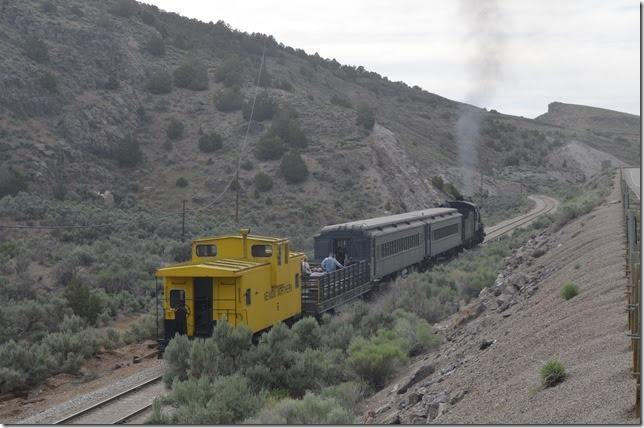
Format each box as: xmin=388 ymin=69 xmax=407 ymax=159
xmin=313 ymin=208 xmax=463 ymax=281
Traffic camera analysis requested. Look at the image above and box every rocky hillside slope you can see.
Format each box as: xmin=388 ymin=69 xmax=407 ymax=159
xmin=360 ymin=176 xmax=637 ymax=424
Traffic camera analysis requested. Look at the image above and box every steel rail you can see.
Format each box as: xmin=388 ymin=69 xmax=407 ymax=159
xmin=484 ymin=196 xmax=557 ymax=242
xmin=52 ymin=375 xmax=163 ymax=425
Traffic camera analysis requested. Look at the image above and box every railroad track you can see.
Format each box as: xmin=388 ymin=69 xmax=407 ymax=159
xmin=484 ymin=195 xmax=558 ymax=242
xmin=52 ymin=375 xmax=163 ymax=425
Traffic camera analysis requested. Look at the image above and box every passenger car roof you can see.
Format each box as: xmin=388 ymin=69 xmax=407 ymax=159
xmin=320 ymin=208 xmax=459 ymax=232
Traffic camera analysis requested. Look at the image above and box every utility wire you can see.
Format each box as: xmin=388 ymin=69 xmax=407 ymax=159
xmin=0 ymin=42 xmax=268 ymax=230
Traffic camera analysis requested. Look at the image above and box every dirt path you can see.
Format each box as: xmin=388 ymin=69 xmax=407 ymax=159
xmin=362 ymin=175 xmax=638 ymax=424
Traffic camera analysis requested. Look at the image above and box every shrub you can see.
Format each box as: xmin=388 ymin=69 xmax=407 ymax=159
xmin=115 ymin=136 xmax=142 ymax=168
xmin=291 ymin=317 xmax=321 ymax=351
xmin=175 ymin=177 xmax=188 ymax=187
xmin=63 ymin=280 xmax=104 ymax=326
xmin=188 ymin=338 xmax=222 ymax=380
xmin=198 ymin=132 xmax=223 ymax=153
xmin=109 ymin=0 xmax=138 ymax=17
xmin=0 ymin=169 xmax=28 ymax=198
xmin=163 ymin=334 xmax=191 ymax=386
xmin=154 ymin=374 xmax=264 ymax=424
xmin=574 ymin=262 xmax=581 ymax=270
xmin=269 ymin=108 xmax=307 ymax=148
xmin=143 ymin=35 xmax=165 ymax=56
xmin=255 ymin=135 xmax=286 ymax=160
xmin=539 ymin=360 xmax=566 ymax=387
xmin=431 ymin=175 xmax=444 ymax=191
xmin=70 ymin=4 xmax=84 ymax=16
xmin=253 ymin=172 xmax=273 ymax=192
xmin=356 ymin=104 xmax=375 ymax=130
xmin=23 ymin=35 xmax=48 ymax=63
xmin=242 ymin=92 xmax=277 ymax=121
xmin=145 ymin=69 xmax=173 ymax=94
xmin=0 ymin=340 xmax=53 ymax=392
xmin=174 ymin=59 xmax=208 ymax=91
xmin=210 ymin=321 xmax=253 ymax=374
xmin=330 ymin=94 xmax=352 ymax=108
xmin=214 ymin=87 xmax=244 ymax=112
xmin=241 ymin=160 xmax=254 ymax=171
xmin=166 ymin=118 xmax=185 ymax=140
xmin=347 ymin=331 xmax=407 ymax=390
xmin=280 ymin=152 xmax=308 ymax=184
xmin=40 ymin=0 xmax=57 ymax=14
xmin=246 ymin=392 xmax=354 ymax=424
xmin=215 ymin=56 xmax=245 ymax=87
xmin=560 ymin=282 xmax=578 ymax=300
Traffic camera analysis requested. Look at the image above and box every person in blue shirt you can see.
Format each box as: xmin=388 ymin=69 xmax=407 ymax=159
xmin=321 ymin=253 xmax=343 ymax=273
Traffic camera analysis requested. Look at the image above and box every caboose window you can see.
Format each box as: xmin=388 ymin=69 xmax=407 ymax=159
xmin=170 ymin=289 xmax=185 ymax=309
xmin=252 ymin=244 xmax=273 ymax=257
xmin=196 ymin=244 xmax=217 ymax=257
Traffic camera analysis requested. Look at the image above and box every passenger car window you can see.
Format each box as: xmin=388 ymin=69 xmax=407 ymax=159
xmin=251 ymin=244 xmax=273 ymax=257
xmin=170 ymin=289 xmax=186 ymax=309
xmin=196 ymin=244 xmax=217 ymax=257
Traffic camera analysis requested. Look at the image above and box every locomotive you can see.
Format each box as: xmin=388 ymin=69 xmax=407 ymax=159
xmin=156 ymin=200 xmax=484 ymax=347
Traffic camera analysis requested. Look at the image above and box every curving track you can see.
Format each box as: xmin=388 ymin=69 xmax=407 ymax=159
xmin=53 ymin=376 xmax=163 ymax=425
xmin=484 ymin=195 xmax=559 ymax=242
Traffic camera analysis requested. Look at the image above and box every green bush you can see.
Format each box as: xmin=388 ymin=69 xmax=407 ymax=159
xmin=242 ymin=92 xmax=277 ymax=121
xmin=241 ymin=160 xmax=254 ymax=171
xmin=574 ymin=262 xmax=581 ymax=270
xmin=40 ymin=0 xmax=57 ymax=14
xmin=214 ymin=87 xmax=244 ymax=112
xmin=255 ymin=135 xmax=286 ymax=160
xmin=0 ymin=169 xmax=28 ymax=198
xmin=0 ymin=340 xmax=53 ymax=392
xmin=347 ymin=331 xmax=407 ymax=390
xmin=39 ymin=71 xmax=58 ymax=93
xmin=214 ymin=56 xmax=245 ymax=87
xmin=23 ymin=35 xmax=49 ymax=63
xmin=356 ymin=104 xmax=375 ymax=130
xmin=175 ymin=177 xmax=188 ymax=188
xmin=115 ymin=136 xmax=142 ymax=168
xmin=188 ymin=338 xmax=222 ymax=380
xmin=330 ymin=94 xmax=352 ymax=108
xmin=122 ymin=313 xmax=157 ymax=344
xmin=166 ymin=118 xmax=185 ymax=140
xmin=174 ymin=59 xmax=208 ymax=91
xmin=163 ymin=334 xmax=191 ymax=386
xmin=245 ymin=392 xmax=355 ymax=424
xmin=290 ymin=317 xmax=321 ymax=351
xmin=253 ymin=172 xmax=273 ymax=192
xmin=210 ymin=321 xmax=253 ymax=374
xmin=280 ymin=152 xmax=308 ymax=184
xmin=152 ymin=374 xmax=264 ymax=424
xmin=268 ymin=108 xmax=307 ymax=148
xmin=63 ymin=280 xmax=104 ymax=326
xmin=145 ymin=69 xmax=173 ymax=94
xmin=109 ymin=0 xmax=138 ymax=17
xmin=560 ymin=282 xmax=578 ymax=300
xmin=143 ymin=35 xmax=165 ymax=56
xmin=198 ymin=132 xmax=223 ymax=153
xmin=431 ymin=175 xmax=444 ymax=191
xmin=539 ymin=360 xmax=566 ymax=387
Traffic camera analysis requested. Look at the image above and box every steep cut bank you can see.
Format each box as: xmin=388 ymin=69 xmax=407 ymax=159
xmin=362 ymin=175 xmax=637 ymax=424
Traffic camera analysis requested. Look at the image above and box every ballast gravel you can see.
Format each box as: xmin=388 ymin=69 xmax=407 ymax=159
xmin=16 ymin=363 xmax=165 ymax=424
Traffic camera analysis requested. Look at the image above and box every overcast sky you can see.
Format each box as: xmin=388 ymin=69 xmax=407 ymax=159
xmin=145 ymin=0 xmax=640 ymax=118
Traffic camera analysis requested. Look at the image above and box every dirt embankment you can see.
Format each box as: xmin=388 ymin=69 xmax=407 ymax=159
xmin=361 ymin=176 xmax=638 ymax=424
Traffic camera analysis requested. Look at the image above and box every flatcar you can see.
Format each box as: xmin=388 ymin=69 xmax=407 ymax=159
xmin=156 ymin=201 xmax=485 ymax=348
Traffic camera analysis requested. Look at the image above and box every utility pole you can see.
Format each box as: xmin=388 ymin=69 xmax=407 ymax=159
xmin=181 ymin=199 xmax=186 ymax=242
xmin=235 ymin=168 xmax=240 ymax=224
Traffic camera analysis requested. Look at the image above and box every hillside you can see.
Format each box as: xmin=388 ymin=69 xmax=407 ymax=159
xmin=361 ymin=174 xmax=637 ymax=424
xmin=536 ymin=102 xmax=640 ymax=163
xmin=0 ymin=0 xmax=638 ymax=252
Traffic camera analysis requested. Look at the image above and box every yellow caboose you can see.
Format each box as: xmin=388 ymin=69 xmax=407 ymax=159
xmin=156 ymin=229 xmax=305 ymax=345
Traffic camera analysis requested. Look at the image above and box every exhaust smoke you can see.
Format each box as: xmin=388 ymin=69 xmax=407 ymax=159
xmin=456 ymin=1 xmax=505 ymax=196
